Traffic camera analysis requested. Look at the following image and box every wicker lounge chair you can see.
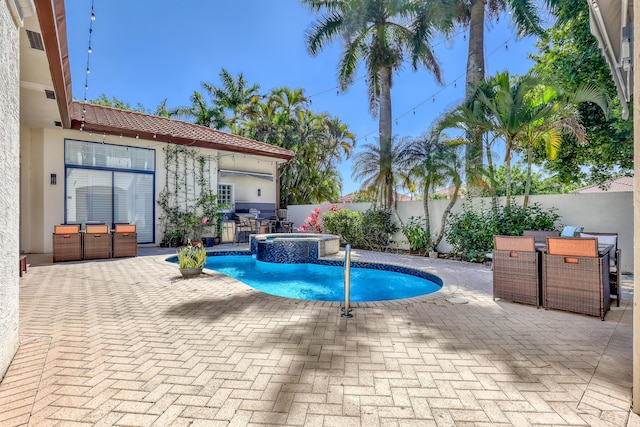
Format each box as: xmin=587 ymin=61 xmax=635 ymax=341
xmin=493 ymin=235 xmax=541 ymax=307
xmin=53 ymin=224 xmax=82 ymax=262
xmin=112 ymin=224 xmax=137 ymax=258
xmin=522 ymin=230 xmax=560 ymax=245
xmin=578 ymin=231 xmax=621 ymax=307
xmin=543 ymin=237 xmax=610 ymax=320
xmin=83 ymin=224 xmax=112 ymax=259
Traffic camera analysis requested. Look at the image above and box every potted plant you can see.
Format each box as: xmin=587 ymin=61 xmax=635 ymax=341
xmin=177 ymin=242 xmax=207 ymax=277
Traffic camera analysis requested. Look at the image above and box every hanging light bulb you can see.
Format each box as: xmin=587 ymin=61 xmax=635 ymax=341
xmin=86 ymin=67 xmax=90 ymax=74
xmin=91 ymin=12 xmax=95 ymax=21
xmin=88 ymin=45 xmax=92 ymax=54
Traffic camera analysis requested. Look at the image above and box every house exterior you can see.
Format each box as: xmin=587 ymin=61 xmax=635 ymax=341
xmin=1 ymin=0 xmax=293 ymax=378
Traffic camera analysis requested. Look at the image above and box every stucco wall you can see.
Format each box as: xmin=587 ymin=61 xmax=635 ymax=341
xmin=20 ymin=128 xmax=280 ymax=252
xmin=289 ymin=192 xmax=634 ymax=273
xmin=0 ymin=2 xmax=21 ymax=380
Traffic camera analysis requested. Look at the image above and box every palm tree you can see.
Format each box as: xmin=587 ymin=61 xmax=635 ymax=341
xmin=448 ymin=0 xmax=558 ymax=189
xmin=169 ymin=90 xmax=225 ymax=129
xmin=303 ymin=0 xmax=452 ymax=209
xmin=401 ymin=131 xmax=464 ymax=249
xmin=203 ymin=68 xmax=262 ymax=131
xmin=471 ymin=71 xmax=608 ymax=208
xmin=471 ymin=71 xmax=540 ymax=206
xmin=352 ymin=136 xmax=411 ymax=207
xmin=518 ymin=84 xmax=607 ymax=209
xmin=236 ymin=87 xmax=354 ymax=206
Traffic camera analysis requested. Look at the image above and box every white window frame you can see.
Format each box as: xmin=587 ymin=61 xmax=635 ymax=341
xmin=217 ymin=183 xmax=235 ymax=208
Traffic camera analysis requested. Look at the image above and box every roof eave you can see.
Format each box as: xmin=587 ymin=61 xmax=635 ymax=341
xmin=35 ymin=0 xmax=73 ymax=129
xmin=68 ymin=119 xmax=295 ymax=161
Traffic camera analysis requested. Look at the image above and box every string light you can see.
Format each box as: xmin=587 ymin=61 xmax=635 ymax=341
xmin=354 ymin=34 xmax=517 ymax=144
xmin=81 ymin=0 xmax=95 ymax=133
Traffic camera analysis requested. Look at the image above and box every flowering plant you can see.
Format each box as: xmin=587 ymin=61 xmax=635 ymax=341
xmin=297 ymin=207 xmax=324 ymax=233
xmin=184 ymin=214 xmax=211 ymax=242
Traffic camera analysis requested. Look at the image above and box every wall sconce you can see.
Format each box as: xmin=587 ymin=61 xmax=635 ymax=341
xmin=50 ymin=173 xmax=57 ymax=185
xmin=257 ymin=188 xmax=261 ymax=197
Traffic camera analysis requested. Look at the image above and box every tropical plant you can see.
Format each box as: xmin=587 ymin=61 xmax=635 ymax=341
xmin=445 ymin=199 xmax=560 ymax=262
xmin=529 ymin=0 xmax=633 ymax=186
xmin=169 ymin=90 xmax=226 ymax=129
xmin=446 ymin=0 xmax=558 ymax=187
xmin=297 ymin=207 xmax=324 ymax=233
xmin=351 ymin=137 xmax=411 ymax=207
xmin=400 ymin=130 xmax=464 ymax=249
xmin=237 ymin=87 xmax=354 ymax=206
xmin=323 ymin=206 xmax=362 ymax=246
xmin=203 ymin=68 xmax=262 ymax=131
xmin=177 ymin=243 xmax=207 ymax=269
xmin=400 ymin=216 xmax=432 ymax=255
xmin=303 ymin=0 xmax=451 ymax=209
xmin=322 ymin=206 xmax=398 ymax=250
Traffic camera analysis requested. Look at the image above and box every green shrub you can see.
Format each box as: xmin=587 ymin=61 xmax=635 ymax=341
xmin=400 ymin=216 xmax=431 ymax=254
xmin=359 ymin=207 xmax=399 ymax=250
xmin=323 ymin=207 xmax=361 ymax=246
xmin=444 ymin=200 xmax=560 ymax=262
xmin=323 ymin=206 xmax=398 ymax=250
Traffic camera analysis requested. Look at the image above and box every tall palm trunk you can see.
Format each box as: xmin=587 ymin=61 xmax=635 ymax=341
xmin=379 ymin=66 xmax=394 ymax=210
xmin=504 ymin=137 xmax=513 ymax=207
xmin=485 ymin=135 xmax=498 ymax=213
xmin=465 ymin=0 xmax=486 ymax=195
xmin=434 ymin=181 xmax=461 ymax=248
xmin=423 ymin=180 xmax=432 ymax=251
xmin=523 ymin=145 xmax=534 ymax=211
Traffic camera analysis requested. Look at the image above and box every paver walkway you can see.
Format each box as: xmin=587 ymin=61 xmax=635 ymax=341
xmin=0 ymin=246 xmax=636 ymax=426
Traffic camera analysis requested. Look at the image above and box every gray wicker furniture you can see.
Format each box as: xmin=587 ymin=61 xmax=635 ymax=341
xmin=493 ymin=235 xmax=541 ymax=307
xmin=543 ymin=237 xmax=610 ymax=320
xmin=522 ymin=230 xmax=560 ymax=245
xmin=53 ymin=225 xmax=82 ymax=262
xmin=83 ymin=224 xmax=112 ymax=260
xmin=578 ymin=231 xmax=621 ymax=306
xmin=112 ymin=224 xmax=137 ymax=258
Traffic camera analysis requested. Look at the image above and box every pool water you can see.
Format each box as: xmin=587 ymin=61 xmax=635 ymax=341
xmin=204 ymin=255 xmax=441 ymax=302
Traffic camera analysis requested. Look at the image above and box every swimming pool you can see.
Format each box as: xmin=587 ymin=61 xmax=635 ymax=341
xmin=202 ymin=255 xmax=442 ymax=302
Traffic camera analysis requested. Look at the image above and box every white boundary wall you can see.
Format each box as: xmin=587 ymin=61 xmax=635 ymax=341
xmin=289 ymin=192 xmax=634 ymax=273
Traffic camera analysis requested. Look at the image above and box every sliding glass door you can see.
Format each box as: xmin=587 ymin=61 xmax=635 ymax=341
xmin=65 ymin=139 xmax=155 ymax=243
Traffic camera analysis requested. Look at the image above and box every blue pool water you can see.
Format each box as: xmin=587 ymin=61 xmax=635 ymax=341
xmin=203 ymin=255 xmax=441 ymax=302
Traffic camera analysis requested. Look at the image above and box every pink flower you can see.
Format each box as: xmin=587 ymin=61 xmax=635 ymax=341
xmin=201 ymin=217 xmax=208 ymax=225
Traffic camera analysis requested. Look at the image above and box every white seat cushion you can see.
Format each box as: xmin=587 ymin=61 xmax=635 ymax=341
xmin=580 ymin=233 xmax=617 ymax=266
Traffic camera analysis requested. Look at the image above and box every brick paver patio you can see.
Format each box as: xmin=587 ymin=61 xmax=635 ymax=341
xmin=0 ymin=245 xmax=636 ymax=426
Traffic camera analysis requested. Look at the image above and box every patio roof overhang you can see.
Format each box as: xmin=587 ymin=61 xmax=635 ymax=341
xmin=219 ymin=169 xmax=274 ymax=181
xmin=587 ymin=0 xmax=634 ymax=119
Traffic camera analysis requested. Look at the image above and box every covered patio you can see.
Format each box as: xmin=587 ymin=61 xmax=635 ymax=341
xmin=0 ymin=248 xmax=633 ymax=426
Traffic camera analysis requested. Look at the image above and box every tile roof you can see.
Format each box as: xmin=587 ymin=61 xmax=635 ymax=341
xmin=572 ymin=176 xmax=634 ymax=193
xmin=70 ymin=102 xmax=294 ymax=160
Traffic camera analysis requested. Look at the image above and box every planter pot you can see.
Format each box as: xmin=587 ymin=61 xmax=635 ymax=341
xmin=190 ymin=240 xmax=203 ymax=247
xmin=428 ymin=251 xmax=439 ymax=259
xmin=169 ymin=236 xmax=182 ymax=247
xmin=203 ymin=237 xmax=215 ymax=247
xmin=213 ymin=237 xmax=221 ymax=245
xmin=179 ymin=267 xmax=203 ymax=277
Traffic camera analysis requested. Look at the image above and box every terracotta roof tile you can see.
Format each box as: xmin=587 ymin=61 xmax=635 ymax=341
xmin=70 ymin=102 xmax=294 ymax=160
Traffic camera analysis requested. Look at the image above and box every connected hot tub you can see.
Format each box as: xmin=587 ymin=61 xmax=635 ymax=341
xmin=250 ymin=233 xmax=340 ymax=263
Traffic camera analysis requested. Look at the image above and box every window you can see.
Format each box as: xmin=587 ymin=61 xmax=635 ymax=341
xmin=65 ymin=139 xmax=155 ymax=243
xmin=217 ymin=184 xmax=234 ymax=207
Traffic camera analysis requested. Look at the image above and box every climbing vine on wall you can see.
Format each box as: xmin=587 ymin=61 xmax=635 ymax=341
xmin=157 ymin=145 xmax=222 ymax=246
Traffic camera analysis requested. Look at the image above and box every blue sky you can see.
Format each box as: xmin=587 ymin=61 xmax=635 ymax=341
xmin=65 ymin=1 xmax=549 ymax=195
